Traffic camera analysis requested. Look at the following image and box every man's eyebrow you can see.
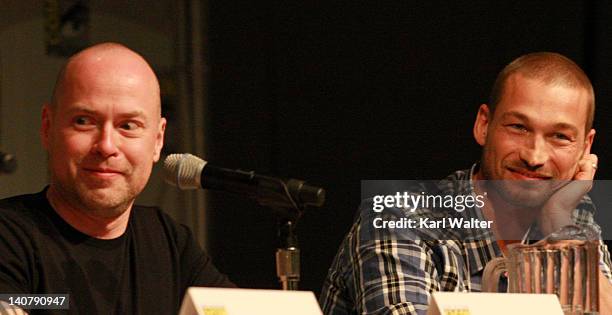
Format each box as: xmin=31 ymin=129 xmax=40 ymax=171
xmin=117 ymin=110 xmax=147 ymax=119
xmin=499 ymin=111 xmax=529 ymax=121
xmin=65 ymin=106 xmax=147 ymax=119
xmin=65 ymin=106 xmax=98 ymax=115
xmin=551 ymin=122 xmax=579 ymax=134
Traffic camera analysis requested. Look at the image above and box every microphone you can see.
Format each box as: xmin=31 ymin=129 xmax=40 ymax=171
xmin=0 ymin=151 xmax=17 ymax=174
xmin=163 ymin=154 xmax=325 ymax=219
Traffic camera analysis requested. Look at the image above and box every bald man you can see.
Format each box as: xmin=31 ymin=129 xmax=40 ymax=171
xmin=0 ymin=43 xmax=234 ymax=314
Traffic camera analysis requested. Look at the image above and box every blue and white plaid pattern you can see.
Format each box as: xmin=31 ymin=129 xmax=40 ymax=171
xmin=319 ymin=165 xmax=612 ymax=315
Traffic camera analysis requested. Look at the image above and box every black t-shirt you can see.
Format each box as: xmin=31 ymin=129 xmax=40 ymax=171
xmin=0 ymin=189 xmax=235 ymax=314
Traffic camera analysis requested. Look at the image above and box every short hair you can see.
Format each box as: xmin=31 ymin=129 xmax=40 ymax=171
xmin=488 ymin=52 xmax=595 ymax=132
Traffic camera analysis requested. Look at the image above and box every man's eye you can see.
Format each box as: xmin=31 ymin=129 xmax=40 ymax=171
xmin=508 ymin=124 xmax=527 ymax=131
xmin=74 ymin=116 xmax=93 ymax=126
xmin=120 ymin=121 xmax=140 ymax=131
xmin=553 ymin=133 xmax=571 ymax=141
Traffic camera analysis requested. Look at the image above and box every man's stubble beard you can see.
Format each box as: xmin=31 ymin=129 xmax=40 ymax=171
xmin=480 ymin=148 xmax=555 ymax=209
xmin=51 ymin=174 xmax=137 ymax=219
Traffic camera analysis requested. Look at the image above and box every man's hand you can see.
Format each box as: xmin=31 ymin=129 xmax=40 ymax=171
xmin=0 ymin=301 xmax=28 ymax=315
xmin=539 ymin=154 xmax=598 ymax=236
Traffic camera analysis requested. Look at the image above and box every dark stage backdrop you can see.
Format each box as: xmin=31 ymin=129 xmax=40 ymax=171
xmin=204 ymin=1 xmax=612 ymax=295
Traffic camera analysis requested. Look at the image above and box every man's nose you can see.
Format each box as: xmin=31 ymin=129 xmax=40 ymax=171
xmin=93 ymin=124 xmax=119 ymax=157
xmin=518 ymin=135 xmax=548 ymax=169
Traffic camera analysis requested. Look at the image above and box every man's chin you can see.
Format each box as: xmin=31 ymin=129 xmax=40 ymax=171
xmin=76 ymin=186 xmax=134 ymax=217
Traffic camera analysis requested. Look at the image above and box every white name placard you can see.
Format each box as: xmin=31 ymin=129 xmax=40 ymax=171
xmin=179 ymin=287 xmax=323 ymax=315
xmin=426 ymin=292 xmax=563 ymax=315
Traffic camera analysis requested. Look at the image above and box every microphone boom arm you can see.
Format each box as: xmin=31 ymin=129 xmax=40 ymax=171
xmin=201 ymin=165 xmax=325 ymax=221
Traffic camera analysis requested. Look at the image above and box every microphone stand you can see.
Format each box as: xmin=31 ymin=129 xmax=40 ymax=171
xmin=221 ymin=173 xmax=324 ymax=291
xmin=257 ymin=177 xmax=306 ymax=290
xmin=276 ymin=220 xmax=300 ymax=290
xmin=163 ymin=154 xmax=326 ymax=290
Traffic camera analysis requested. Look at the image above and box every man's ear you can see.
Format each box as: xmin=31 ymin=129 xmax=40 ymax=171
xmin=41 ymin=104 xmax=52 ymax=150
xmin=153 ymin=117 xmax=166 ymax=162
xmin=473 ymin=104 xmax=491 ymax=146
xmin=582 ymin=128 xmax=596 ymax=156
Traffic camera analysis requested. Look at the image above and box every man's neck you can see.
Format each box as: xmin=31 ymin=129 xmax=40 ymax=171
xmin=473 ymin=171 xmax=538 ymax=241
xmin=46 ymin=186 xmax=132 ymax=239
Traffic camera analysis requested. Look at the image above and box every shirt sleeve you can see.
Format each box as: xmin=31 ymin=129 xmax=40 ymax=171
xmin=320 ymin=203 xmax=464 ymax=315
xmin=0 ymin=209 xmax=32 ymax=296
xmin=177 ymin=223 xmax=236 ymax=289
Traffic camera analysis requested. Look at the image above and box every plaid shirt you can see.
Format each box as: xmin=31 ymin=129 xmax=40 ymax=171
xmin=319 ymin=165 xmax=612 ymax=315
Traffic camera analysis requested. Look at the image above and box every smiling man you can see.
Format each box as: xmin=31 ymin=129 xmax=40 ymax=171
xmin=320 ymin=52 xmax=612 ymax=315
xmin=472 ymin=53 xmax=598 ymax=240
xmin=0 ymin=43 xmax=233 ymax=314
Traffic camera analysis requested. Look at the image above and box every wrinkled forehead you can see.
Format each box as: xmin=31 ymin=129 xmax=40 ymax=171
xmin=495 ymin=75 xmax=591 ymax=133
xmin=499 ymin=73 xmax=594 ymax=131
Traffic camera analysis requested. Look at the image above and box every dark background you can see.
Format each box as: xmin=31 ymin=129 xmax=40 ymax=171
xmin=203 ymin=1 xmax=612 ymax=295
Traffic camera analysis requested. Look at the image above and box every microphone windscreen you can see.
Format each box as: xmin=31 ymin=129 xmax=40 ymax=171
xmin=163 ymin=153 xmax=207 ymax=189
